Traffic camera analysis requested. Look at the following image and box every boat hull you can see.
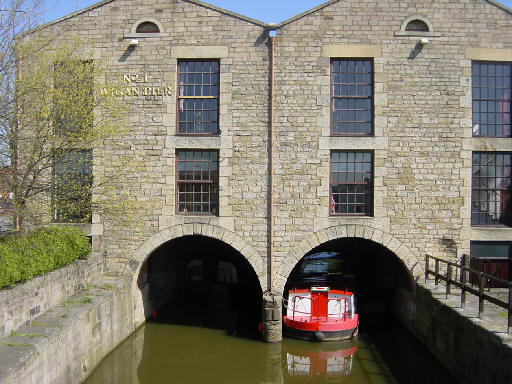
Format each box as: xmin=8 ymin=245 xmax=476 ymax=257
xmin=283 ymin=314 xmax=359 ymax=342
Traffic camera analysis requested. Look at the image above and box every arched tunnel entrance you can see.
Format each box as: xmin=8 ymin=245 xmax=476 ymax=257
xmin=283 ymin=237 xmax=414 ymax=325
xmin=137 ymin=235 xmax=262 ymax=339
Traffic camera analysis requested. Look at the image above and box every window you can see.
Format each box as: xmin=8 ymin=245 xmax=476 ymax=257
xmin=136 ymin=21 xmax=160 ymax=33
xmin=176 ymin=150 xmax=218 ymax=215
xmin=472 ymin=62 xmax=511 ymax=137
xmin=186 ymin=260 xmax=203 ymax=281
xmin=54 ymin=60 xmax=93 ymax=135
xmin=330 ymin=151 xmax=373 ymax=215
xmin=54 ymin=149 xmax=92 ymax=223
xmin=331 ymin=59 xmax=373 ymax=135
xmin=218 ymin=261 xmax=238 ymax=284
xmin=405 ymin=19 xmax=429 ymax=32
xmin=471 ymin=152 xmax=511 ymax=226
xmin=470 ymin=241 xmax=511 ymax=287
xmin=178 ymin=60 xmax=219 ymax=135
xmin=471 ymin=241 xmax=511 ymax=260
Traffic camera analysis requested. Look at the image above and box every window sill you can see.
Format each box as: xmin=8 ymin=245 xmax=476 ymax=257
xmin=470 ymin=226 xmax=512 ymax=242
xmin=330 ymin=133 xmax=374 ymax=137
xmin=471 ymin=225 xmax=512 ymax=229
xmin=330 ymin=214 xmax=373 ymax=218
xmin=393 ymin=31 xmax=441 ymax=37
xmin=50 ymin=222 xmax=92 ymax=235
xmin=176 ymin=213 xmax=218 ymax=217
xmin=176 ymin=133 xmax=220 ymax=137
xmin=124 ymin=33 xmax=169 ymax=39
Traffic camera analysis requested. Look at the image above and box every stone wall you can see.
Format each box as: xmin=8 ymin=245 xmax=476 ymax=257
xmin=0 ymin=276 xmax=134 ymax=384
xmin=0 ymin=253 xmax=102 ymax=339
xmin=395 ymin=283 xmax=512 ymax=384
xmin=21 ymin=0 xmax=512 ymax=299
xmin=271 ymin=0 xmax=512 ymax=288
xmin=27 ymin=0 xmax=272 ymax=290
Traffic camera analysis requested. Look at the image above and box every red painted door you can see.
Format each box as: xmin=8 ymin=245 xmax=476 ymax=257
xmin=311 ymin=291 xmax=328 ymax=319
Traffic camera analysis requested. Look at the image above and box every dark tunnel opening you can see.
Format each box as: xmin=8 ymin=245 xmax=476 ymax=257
xmin=138 ymin=235 xmax=263 ymax=339
xmin=283 ymin=237 xmax=414 ymax=322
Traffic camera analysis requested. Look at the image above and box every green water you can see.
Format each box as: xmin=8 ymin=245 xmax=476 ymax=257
xmin=84 ymin=317 xmax=456 ymax=384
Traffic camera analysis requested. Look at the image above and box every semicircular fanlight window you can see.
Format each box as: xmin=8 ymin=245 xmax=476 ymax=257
xmin=136 ymin=21 xmax=160 ymax=34
xmin=405 ymin=19 xmax=429 ymax=32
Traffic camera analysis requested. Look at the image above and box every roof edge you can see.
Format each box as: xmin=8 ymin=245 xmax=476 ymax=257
xmin=277 ymin=0 xmax=512 ymax=28
xmin=22 ymin=0 xmax=268 ymax=37
xmin=20 ymin=0 xmax=512 ymax=39
xmin=485 ymin=0 xmax=512 ymax=15
xmin=185 ymin=0 xmax=267 ymax=27
xmin=277 ymin=0 xmax=341 ymax=27
xmin=21 ymin=0 xmax=116 ymax=37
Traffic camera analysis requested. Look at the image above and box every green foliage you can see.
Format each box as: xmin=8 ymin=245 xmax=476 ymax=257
xmin=2 ymin=341 xmax=31 ymax=347
xmin=10 ymin=330 xmax=47 ymax=339
xmin=79 ymin=295 xmax=93 ymax=304
xmin=0 ymin=226 xmax=90 ymax=289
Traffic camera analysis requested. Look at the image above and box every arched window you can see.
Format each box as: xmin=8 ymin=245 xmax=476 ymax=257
xmin=217 ymin=261 xmax=238 ymax=284
xmin=136 ymin=21 xmax=160 ymax=34
xmin=405 ymin=19 xmax=430 ymax=32
xmin=186 ymin=260 xmax=203 ymax=281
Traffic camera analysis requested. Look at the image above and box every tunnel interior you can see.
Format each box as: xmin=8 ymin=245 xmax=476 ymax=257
xmin=138 ymin=235 xmax=262 ymax=339
xmin=283 ymin=237 xmax=413 ymax=318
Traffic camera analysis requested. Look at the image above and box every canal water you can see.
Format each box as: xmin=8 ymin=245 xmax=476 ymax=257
xmin=84 ymin=316 xmax=456 ymax=384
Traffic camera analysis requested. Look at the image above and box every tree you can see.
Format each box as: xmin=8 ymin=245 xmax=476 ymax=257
xmin=0 ymin=2 xmax=138 ymax=231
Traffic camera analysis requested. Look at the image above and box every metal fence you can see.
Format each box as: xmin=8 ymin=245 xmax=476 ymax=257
xmin=424 ymin=254 xmax=512 ymax=335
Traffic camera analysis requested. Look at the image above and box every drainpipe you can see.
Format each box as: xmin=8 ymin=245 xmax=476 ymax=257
xmin=269 ymin=27 xmax=276 ymax=293
xmin=262 ymin=26 xmax=282 ymax=343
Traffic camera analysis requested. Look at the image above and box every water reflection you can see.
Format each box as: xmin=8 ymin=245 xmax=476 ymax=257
xmin=84 ymin=320 xmax=454 ymax=384
xmin=284 ymin=342 xmax=357 ymax=382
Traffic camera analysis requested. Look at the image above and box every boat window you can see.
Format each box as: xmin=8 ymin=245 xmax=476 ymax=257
xmin=186 ymin=260 xmax=203 ymax=281
xmin=300 ymin=256 xmax=345 ymax=274
xmin=218 ymin=261 xmax=238 ymax=283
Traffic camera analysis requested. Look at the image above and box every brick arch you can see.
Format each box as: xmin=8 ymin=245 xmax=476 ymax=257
xmin=128 ymin=223 xmax=266 ymax=326
xmin=275 ymin=224 xmax=423 ymax=296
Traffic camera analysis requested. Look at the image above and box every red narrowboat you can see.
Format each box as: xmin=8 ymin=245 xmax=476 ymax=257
xmin=283 ymin=286 xmax=359 ymax=341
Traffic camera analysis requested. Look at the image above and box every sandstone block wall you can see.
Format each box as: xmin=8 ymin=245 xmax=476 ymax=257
xmin=0 ymin=254 xmax=101 ymax=339
xmin=0 ymin=276 xmax=133 ymax=384
xmin=22 ymin=0 xmax=512 ymax=293
xmin=272 ymin=0 xmax=512 ymax=277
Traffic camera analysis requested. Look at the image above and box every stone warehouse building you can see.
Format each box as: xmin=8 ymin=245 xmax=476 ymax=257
xmin=24 ymin=0 xmax=512 ymax=336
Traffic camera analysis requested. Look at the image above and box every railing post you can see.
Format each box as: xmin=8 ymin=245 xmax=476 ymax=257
xmin=508 ymin=282 xmax=511 ymax=335
xmin=435 ymin=259 xmax=439 ymax=287
xmin=479 ymin=273 xmax=485 ymax=318
xmin=425 ymin=254 xmax=429 ymax=284
xmin=446 ymin=263 xmax=452 ymax=299
xmin=461 ymin=266 xmax=466 ymax=309
xmin=460 ymin=254 xmax=468 ymax=281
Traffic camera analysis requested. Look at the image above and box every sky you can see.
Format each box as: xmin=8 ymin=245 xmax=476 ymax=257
xmin=42 ymin=0 xmax=512 ymax=25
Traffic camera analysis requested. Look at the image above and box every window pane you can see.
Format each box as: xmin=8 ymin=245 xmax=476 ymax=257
xmin=471 ymin=242 xmax=510 ymax=259
xmin=178 ymin=60 xmax=220 ymax=134
xmin=176 ymin=150 xmax=219 ymax=215
xmin=331 ymin=59 xmax=373 ymax=135
xmin=54 ymin=149 xmax=92 ymax=223
xmin=472 ymin=62 xmax=511 ymax=137
xmin=330 ymin=151 xmax=373 ymax=216
xmin=471 ymin=152 xmax=512 ymax=226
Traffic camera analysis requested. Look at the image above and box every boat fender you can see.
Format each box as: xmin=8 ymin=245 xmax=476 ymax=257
xmin=314 ymin=331 xmax=325 ymax=341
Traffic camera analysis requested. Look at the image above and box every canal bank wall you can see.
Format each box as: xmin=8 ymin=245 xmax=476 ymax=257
xmin=0 ymin=276 xmax=134 ymax=384
xmin=1 ymin=274 xmax=511 ymax=383
xmin=0 ymin=254 xmax=102 ymax=340
xmin=395 ymin=282 xmax=512 ymax=384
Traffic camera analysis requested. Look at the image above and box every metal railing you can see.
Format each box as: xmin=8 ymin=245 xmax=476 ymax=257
xmin=425 ymin=254 xmax=512 ymax=335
